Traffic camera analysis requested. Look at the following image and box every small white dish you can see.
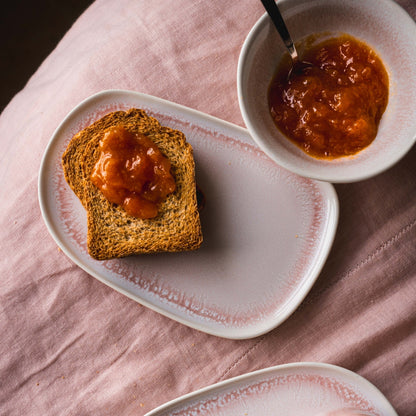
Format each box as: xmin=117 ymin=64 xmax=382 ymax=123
xmin=38 ymin=90 xmax=338 ymax=339
xmin=144 ymin=362 xmax=398 ymax=416
xmin=238 ymin=0 xmax=416 ymax=183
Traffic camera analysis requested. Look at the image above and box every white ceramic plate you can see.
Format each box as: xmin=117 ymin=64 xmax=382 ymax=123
xmin=38 ymin=90 xmax=338 ymax=339
xmin=145 ymin=362 xmax=397 ymax=416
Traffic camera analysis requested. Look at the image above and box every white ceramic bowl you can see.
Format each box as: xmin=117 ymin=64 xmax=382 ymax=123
xmin=238 ymin=0 xmax=416 ymax=183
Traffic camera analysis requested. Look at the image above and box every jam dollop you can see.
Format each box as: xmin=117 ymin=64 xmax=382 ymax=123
xmin=268 ymin=34 xmax=389 ymax=159
xmin=91 ymin=125 xmax=176 ymax=219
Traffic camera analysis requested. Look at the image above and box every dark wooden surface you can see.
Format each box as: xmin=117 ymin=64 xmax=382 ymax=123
xmin=1 ymin=0 xmax=94 ymax=112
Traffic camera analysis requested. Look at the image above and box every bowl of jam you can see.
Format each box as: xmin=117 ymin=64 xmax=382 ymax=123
xmin=237 ymin=0 xmax=416 ymax=182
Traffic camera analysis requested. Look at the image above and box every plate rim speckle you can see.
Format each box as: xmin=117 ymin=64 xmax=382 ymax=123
xmin=144 ymin=362 xmax=398 ymax=416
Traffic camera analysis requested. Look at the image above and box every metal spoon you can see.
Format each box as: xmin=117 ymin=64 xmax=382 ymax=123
xmin=260 ymin=0 xmax=311 ymax=76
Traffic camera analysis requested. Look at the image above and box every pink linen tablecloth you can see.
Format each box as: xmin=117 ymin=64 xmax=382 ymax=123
xmin=0 ymin=0 xmax=415 ymax=415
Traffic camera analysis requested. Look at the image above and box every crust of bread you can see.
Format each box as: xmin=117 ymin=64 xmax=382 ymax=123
xmin=62 ymin=108 xmax=203 ymax=260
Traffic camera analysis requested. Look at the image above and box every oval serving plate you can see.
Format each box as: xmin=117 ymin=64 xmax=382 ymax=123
xmin=144 ymin=362 xmax=397 ymax=416
xmin=38 ymin=90 xmax=338 ymax=339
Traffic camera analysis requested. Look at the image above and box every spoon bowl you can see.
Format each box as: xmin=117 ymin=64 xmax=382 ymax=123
xmin=260 ymin=0 xmax=312 ymax=78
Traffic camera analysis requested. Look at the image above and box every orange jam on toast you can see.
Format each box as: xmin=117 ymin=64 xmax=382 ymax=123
xmin=91 ymin=126 xmax=176 ymax=218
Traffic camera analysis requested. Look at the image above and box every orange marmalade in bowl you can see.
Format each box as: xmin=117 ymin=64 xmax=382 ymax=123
xmin=268 ymin=34 xmax=389 ymax=159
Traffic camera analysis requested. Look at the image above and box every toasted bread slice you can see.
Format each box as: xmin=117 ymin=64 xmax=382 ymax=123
xmin=62 ymin=108 xmax=203 ymax=260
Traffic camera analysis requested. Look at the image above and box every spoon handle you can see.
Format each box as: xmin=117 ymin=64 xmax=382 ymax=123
xmin=260 ymin=0 xmax=298 ymax=61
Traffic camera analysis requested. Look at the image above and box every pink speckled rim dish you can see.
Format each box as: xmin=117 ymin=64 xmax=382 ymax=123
xmin=38 ymin=90 xmax=338 ymax=339
xmin=237 ymin=0 xmax=416 ymax=183
xmin=144 ymin=362 xmax=398 ymax=416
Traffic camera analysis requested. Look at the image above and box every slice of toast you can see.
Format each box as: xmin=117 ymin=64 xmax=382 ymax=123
xmin=62 ymin=108 xmax=203 ymax=260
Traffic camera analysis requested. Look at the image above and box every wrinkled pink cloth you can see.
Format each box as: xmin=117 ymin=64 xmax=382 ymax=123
xmin=1 ymin=0 xmax=415 ymax=415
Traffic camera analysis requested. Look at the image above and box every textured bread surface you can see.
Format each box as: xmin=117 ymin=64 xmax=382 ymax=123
xmin=62 ymin=108 xmax=203 ymax=260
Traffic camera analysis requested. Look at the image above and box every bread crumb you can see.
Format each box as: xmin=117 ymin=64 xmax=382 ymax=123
xmin=140 ymin=403 xmax=144 ymax=407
